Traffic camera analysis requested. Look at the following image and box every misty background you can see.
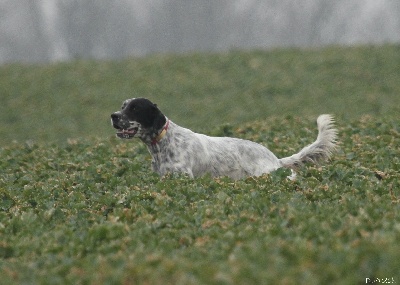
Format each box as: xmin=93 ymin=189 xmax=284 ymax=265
xmin=1 ymin=0 xmax=399 ymax=64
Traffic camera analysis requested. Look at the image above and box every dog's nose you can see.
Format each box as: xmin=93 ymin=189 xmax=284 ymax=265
xmin=111 ymin=113 xmax=122 ymax=129
xmin=111 ymin=113 xmax=120 ymax=122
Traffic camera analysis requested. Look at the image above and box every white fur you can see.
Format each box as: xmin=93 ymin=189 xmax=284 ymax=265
xmin=279 ymin=114 xmax=337 ymax=169
xmin=147 ymin=114 xmax=337 ymax=180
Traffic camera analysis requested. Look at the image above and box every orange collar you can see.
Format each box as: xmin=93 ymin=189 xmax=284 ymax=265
xmin=151 ymin=119 xmax=169 ymax=145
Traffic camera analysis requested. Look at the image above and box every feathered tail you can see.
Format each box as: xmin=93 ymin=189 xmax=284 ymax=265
xmin=279 ymin=114 xmax=337 ymax=169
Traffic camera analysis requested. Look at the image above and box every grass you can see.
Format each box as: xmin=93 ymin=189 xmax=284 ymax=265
xmin=0 ymin=45 xmax=400 ymax=144
xmin=1 ymin=45 xmax=400 ymax=284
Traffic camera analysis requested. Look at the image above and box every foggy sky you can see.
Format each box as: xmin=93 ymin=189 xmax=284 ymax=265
xmin=0 ymin=0 xmax=399 ymax=63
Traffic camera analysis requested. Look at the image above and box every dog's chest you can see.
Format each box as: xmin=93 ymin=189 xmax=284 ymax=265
xmin=148 ymin=126 xmax=194 ymax=170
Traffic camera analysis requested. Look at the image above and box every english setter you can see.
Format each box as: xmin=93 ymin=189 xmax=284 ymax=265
xmin=111 ymin=98 xmax=337 ymax=180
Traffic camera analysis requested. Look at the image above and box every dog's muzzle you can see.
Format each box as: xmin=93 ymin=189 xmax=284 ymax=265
xmin=111 ymin=112 xmax=138 ymax=139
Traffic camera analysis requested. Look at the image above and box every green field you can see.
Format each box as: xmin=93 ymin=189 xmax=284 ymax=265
xmin=1 ymin=45 xmax=399 ymax=144
xmin=1 ymin=45 xmax=399 ymax=284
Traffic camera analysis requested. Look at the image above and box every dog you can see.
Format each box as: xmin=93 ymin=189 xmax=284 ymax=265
xmin=111 ymin=98 xmax=337 ymax=180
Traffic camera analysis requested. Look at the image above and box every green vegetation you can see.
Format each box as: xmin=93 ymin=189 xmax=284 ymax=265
xmin=1 ymin=45 xmax=399 ymax=144
xmin=1 ymin=45 xmax=399 ymax=284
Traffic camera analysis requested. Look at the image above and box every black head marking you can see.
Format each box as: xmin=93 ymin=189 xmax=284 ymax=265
xmin=122 ymin=98 xmax=166 ymax=130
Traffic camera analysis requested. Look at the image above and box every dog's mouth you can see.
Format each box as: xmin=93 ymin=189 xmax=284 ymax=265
xmin=116 ymin=128 xmax=138 ymax=139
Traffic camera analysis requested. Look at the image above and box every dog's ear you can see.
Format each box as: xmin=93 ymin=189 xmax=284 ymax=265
xmin=151 ymin=104 xmax=166 ymax=131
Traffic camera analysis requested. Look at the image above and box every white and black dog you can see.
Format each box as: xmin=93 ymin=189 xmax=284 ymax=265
xmin=111 ymin=98 xmax=337 ymax=180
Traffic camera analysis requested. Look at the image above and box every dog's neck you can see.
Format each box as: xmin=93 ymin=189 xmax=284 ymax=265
xmin=139 ymin=117 xmax=170 ymax=146
xmin=151 ymin=119 xmax=170 ymax=145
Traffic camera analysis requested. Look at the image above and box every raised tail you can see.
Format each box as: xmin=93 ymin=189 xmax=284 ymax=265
xmin=279 ymin=114 xmax=338 ymax=169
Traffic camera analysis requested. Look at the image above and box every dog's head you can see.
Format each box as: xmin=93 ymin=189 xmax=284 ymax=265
xmin=111 ymin=98 xmax=166 ymax=140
